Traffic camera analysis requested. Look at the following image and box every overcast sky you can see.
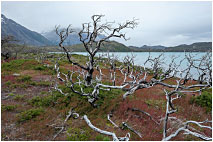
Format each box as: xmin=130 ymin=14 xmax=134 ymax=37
xmin=1 ymin=1 xmax=212 ymax=46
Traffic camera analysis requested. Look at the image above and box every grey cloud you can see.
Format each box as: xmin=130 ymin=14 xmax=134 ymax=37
xmin=1 ymin=1 xmax=212 ymax=46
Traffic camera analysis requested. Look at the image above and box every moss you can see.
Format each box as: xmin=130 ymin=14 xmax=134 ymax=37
xmin=17 ymin=108 xmax=44 ymax=123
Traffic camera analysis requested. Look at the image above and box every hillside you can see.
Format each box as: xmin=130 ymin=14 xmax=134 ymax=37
xmin=1 ymin=54 xmax=211 ymax=141
xmin=67 ymin=41 xmax=132 ymax=52
xmin=43 ymin=41 xmax=132 ymax=52
xmin=129 ymin=42 xmax=212 ymax=52
xmin=166 ymin=42 xmax=212 ymax=52
xmin=1 ymin=14 xmax=52 ymax=46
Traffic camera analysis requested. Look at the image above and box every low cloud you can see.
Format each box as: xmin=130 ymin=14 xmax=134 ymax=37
xmin=2 ymin=1 xmax=212 ymax=46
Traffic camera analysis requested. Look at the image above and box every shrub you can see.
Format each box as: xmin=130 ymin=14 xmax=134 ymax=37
xmin=2 ymin=59 xmax=38 ymax=73
xmin=95 ymin=134 xmax=111 ymax=141
xmin=2 ymin=59 xmax=26 ymax=72
xmin=35 ymin=81 xmax=50 ymax=87
xmin=145 ymin=99 xmax=166 ymax=110
xmin=33 ymin=65 xmax=47 ymax=71
xmin=29 ymin=96 xmax=54 ymax=107
xmin=8 ymin=93 xmax=15 ymax=96
xmin=14 ymin=94 xmax=25 ymax=101
xmin=2 ymin=105 xmax=17 ymax=111
xmin=66 ymin=128 xmax=89 ymax=141
xmin=5 ymin=81 xmax=12 ymax=86
xmin=17 ymin=108 xmax=44 ymax=123
xmin=17 ymin=75 xmax=32 ymax=82
xmin=190 ymin=89 xmax=212 ymax=112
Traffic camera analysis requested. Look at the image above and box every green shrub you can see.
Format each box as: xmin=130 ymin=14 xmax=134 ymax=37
xmin=8 ymin=93 xmax=15 ymax=96
xmin=2 ymin=59 xmax=26 ymax=72
xmin=35 ymin=81 xmax=50 ymax=87
xmin=190 ymin=89 xmax=212 ymax=112
xmin=2 ymin=105 xmax=17 ymax=111
xmin=66 ymin=128 xmax=89 ymax=141
xmin=145 ymin=99 xmax=166 ymax=110
xmin=2 ymin=59 xmax=38 ymax=73
xmin=17 ymin=75 xmax=32 ymax=82
xmin=29 ymin=96 xmax=54 ymax=107
xmin=95 ymin=134 xmax=111 ymax=141
xmin=33 ymin=65 xmax=47 ymax=71
xmin=5 ymin=81 xmax=12 ymax=86
xmin=40 ymin=91 xmax=48 ymax=95
xmin=17 ymin=108 xmax=44 ymax=123
xmin=14 ymin=95 xmax=25 ymax=101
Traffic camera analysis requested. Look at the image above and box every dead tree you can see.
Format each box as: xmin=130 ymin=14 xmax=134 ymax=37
xmin=162 ymin=89 xmax=212 ymax=141
xmin=158 ymin=52 xmax=212 ymax=141
xmin=55 ymin=15 xmax=138 ymax=106
xmin=54 ymin=15 xmax=211 ymax=140
xmin=121 ymin=52 xmax=212 ymax=140
xmin=56 ymin=15 xmax=138 ymax=85
xmin=84 ymin=115 xmax=130 ymax=141
xmin=1 ymin=35 xmax=18 ymax=60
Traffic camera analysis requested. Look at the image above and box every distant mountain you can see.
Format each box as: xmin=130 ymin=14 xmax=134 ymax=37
xmin=1 ymin=14 xmax=52 ymax=46
xmin=41 ymin=28 xmax=107 ymax=46
xmin=1 ymin=14 xmax=211 ymax=52
xmin=44 ymin=40 xmax=132 ymax=52
xmin=140 ymin=45 xmax=167 ymax=50
xmin=129 ymin=42 xmax=212 ymax=52
xmin=166 ymin=42 xmax=212 ymax=52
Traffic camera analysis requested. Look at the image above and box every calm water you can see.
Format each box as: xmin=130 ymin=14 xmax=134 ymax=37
xmin=72 ymin=52 xmax=211 ymax=79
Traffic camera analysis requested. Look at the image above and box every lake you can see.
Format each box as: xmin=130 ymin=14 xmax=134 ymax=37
xmin=51 ymin=52 xmax=211 ymax=79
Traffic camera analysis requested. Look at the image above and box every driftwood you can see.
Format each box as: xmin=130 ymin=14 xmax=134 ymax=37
xmin=122 ymin=122 xmax=142 ymax=138
xmin=83 ymin=115 xmax=130 ymax=141
xmin=52 ymin=107 xmax=79 ymax=140
xmin=129 ymin=108 xmax=160 ymax=125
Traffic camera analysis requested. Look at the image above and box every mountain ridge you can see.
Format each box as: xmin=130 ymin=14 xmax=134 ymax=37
xmin=1 ymin=14 xmax=212 ymax=52
xmin=1 ymin=14 xmax=52 ymax=46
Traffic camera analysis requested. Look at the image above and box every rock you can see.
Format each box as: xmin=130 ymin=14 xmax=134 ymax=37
xmin=13 ymin=73 xmax=20 ymax=76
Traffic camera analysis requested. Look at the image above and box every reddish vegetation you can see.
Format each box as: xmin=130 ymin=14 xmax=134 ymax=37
xmin=1 ymin=59 xmax=212 ymax=141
